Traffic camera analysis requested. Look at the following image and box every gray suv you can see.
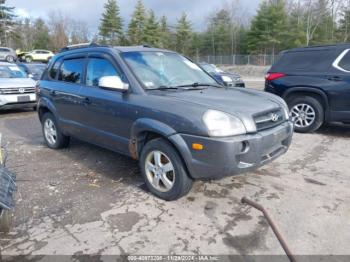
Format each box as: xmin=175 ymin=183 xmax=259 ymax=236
xmin=37 ymin=44 xmax=294 ymax=200
xmin=0 ymin=47 xmax=17 ymax=63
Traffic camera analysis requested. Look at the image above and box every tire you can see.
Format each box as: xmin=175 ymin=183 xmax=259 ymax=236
xmin=6 ymin=55 xmax=15 ymax=63
xmin=140 ymin=138 xmax=193 ymax=201
xmin=288 ymin=96 xmax=324 ymax=133
xmin=25 ymin=56 xmax=33 ymax=63
xmin=42 ymin=112 xmax=70 ymax=149
xmin=0 ymin=209 xmax=11 ymax=234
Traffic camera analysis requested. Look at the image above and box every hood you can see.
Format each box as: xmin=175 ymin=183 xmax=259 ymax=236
xmin=153 ymin=87 xmax=284 ymax=132
xmin=0 ymin=78 xmax=36 ymax=88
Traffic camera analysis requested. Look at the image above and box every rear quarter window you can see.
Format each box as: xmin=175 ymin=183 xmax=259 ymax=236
xmin=271 ymin=50 xmax=334 ymax=72
xmin=338 ymin=50 xmax=350 ymax=72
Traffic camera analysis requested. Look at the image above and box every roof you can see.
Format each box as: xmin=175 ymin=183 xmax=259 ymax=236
xmin=58 ymin=43 xmax=173 ymax=55
xmin=285 ymin=43 xmax=350 ymax=53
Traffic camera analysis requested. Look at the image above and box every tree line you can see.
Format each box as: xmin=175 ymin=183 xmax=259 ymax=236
xmin=0 ymin=0 xmax=349 ymax=57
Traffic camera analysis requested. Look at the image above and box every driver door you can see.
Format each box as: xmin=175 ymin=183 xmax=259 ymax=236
xmin=77 ymin=53 xmax=132 ymax=153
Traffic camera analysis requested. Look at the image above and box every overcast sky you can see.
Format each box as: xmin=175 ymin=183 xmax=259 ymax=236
xmin=7 ymin=0 xmax=260 ymax=33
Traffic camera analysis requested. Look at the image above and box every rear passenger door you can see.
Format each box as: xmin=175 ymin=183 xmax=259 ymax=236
xmin=49 ymin=55 xmax=87 ymax=136
xmin=77 ymin=53 xmax=132 ymax=153
xmin=329 ymin=49 xmax=350 ymax=121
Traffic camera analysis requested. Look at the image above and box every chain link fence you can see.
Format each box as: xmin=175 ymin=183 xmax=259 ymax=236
xmin=193 ymin=55 xmax=278 ymax=66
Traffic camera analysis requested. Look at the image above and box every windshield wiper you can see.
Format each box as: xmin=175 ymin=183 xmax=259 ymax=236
xmin=175 ymin=83 xmax=222 ymax=89
xmin=150 ymin=85 xmax=179 ymax=90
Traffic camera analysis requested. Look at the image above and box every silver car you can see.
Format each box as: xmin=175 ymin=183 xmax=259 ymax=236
xmin=0 ymin=62 xmax=37 ymax=110
xmin=0 ymin=47 xmax=17 ymax=63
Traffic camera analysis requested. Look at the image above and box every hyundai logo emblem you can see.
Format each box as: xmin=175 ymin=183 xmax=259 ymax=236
xmin=19 ymin=88 xmax=25 ymax=94
xmin=270 ymin=113 xmax=279 ymax=122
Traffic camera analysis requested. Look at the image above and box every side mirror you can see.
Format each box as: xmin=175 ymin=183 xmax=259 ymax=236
xmin=98 ymin=76 xmax=129 ymax=92
xmin=28 ymin=74 xmax=34 ymax=78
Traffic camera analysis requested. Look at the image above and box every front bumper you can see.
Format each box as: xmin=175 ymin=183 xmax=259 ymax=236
xmin=169 ymin=121 xmax=293 ymax=179
xmin=0 ymin=94 xmax=37 ymax=109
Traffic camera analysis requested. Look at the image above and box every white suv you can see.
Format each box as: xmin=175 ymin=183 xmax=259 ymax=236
xmin=0 ymin=62 xmax=37 ymax=110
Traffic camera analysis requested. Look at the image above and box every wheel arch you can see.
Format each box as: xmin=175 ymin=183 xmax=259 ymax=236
xmin=129 ymin=118 xmax=194 ymax=178
xmin=283 ymin=87 xmax=330 ymax=121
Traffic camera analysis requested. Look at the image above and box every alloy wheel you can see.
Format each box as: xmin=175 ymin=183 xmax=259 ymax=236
xmin=44 ymin=119 xmax=57 ymax=146
xmin=291 ymin=103 xmax=316 ymax=128
xmin=145 ymin=150 xmax=175 ymax=193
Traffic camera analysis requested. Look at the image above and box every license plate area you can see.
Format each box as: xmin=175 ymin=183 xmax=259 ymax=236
xmin=17 ymin=96 xmax=30 ymax=102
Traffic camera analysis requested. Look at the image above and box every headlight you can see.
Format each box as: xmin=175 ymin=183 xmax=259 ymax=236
xmin=203 ymin=110 xmax=246 ymax=137
xmin=221 ymin=76 xmax=233 ymax=82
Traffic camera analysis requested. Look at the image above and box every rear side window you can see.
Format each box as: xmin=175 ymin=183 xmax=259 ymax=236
xmin=58 ymin=58 xmax=84 ymax=84
xmin=271 ymin=50 xmax=333 ymax=72
xmin=86 ymin=58 xmax=120 ymax=87
xmin=338 ymin=50 xmax=350 ymax=72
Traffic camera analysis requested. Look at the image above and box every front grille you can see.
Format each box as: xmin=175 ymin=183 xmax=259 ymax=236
xmin=254 ymin=109 xmax=284 ymax=131
xmin=0 ymin=87 xmax=35 ymax=95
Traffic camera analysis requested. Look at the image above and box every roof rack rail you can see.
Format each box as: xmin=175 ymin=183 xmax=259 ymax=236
xmin=59 ymin=42 xmax=105 ymax=53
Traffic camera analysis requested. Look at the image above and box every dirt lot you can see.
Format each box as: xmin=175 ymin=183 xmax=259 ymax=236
xmin=1 ymin=86 xmax=350 ymax=258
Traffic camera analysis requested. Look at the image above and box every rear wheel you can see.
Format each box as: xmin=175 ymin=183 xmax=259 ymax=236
xmin=288 ymin=96 xmax=324 ymax=133
xmin=6 ymin=55 xmax=15 ymax=63
xmin=0 ymin=209 xmax=11 ymax=234
xmin=140 ymin=138 xmax=193 ymax=201
xmin=42 ymin=112 xmax=70 ymax=149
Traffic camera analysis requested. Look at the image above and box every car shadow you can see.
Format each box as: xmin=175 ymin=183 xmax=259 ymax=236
xmin=316 ymin=123 xmax=350 ymax=138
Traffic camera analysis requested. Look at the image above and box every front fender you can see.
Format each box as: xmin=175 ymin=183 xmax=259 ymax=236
xmin=129 ymin=118 xmax=177 ymax=159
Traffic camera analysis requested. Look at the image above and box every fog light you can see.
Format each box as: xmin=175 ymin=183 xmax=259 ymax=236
xmin=192 ymin=143 xmax=204 ymax=150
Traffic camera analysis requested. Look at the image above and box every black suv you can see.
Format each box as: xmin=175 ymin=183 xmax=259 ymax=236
xmin=37 ymin=44 xmax=293 ymax=200
xmin=265 ymin=44 xmax=350 ymax=133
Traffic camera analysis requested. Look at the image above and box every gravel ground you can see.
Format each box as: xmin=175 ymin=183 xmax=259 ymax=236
xmin=0 ymin=102 xmax=350 ymax=259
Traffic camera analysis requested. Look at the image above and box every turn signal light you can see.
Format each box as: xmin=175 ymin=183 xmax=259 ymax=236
xmin=192 ymin=143 xmax=204 ymax=150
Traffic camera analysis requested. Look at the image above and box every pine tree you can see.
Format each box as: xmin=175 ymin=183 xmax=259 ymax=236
xmin=247 ymin=0 xmax=288 ymax=54
xmin=143 ymin=10 xmax=159 ymax=46
xmin=0 ymin=0 xmax=15 ymax=46
xmin=99 ymin=0 xmax=123 ymax=45
xmin=33 ymin=18 xmax=50 ymax=49
xmin=176 ymin=13 xmax=192 ymax=55
xmin=158 ymin=16 xmax=172 ymax=49
xmin=128 ymin=0 xmax=146 ymax=45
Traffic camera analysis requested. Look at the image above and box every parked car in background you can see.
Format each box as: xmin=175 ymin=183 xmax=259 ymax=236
xmin=37 ymin=44 xmax=293 ymax=201
xmin=0 ymin=48 xmax=17 ymax=63
xmin=265 ymin=43 xmax=350 ymax=133
xmin=24 ymin=50 xmax=54 ymax=63
xmin=199 ymin=62 xmax=245 ymax=87
xmin=0 ymin=62 xmax=37 ymax=110
xmin=17 ymin=63 xmax=47 ymax=81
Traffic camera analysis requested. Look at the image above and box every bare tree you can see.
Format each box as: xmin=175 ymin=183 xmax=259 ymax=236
xmin=47 ymin=10 xmax=69 ymax=51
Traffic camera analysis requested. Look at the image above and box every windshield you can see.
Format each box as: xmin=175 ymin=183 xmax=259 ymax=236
xmin=201 ymin=63 xmax=223 ymax=73
xmin=121 ymin=51 xmax=217 ymax=89
xmin=0 ymin=65 xmax=27 ymax=78
xmin=26 ymin=64 xmax=46 ymax=75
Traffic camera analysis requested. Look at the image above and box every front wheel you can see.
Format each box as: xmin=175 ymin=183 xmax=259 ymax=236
xmin=140 ymin=138 xmax=193 ymax=201
xmin=42 ymin=112 xmax=70 ymax=149
xmin=25 ymin=56 xmax=33 ymax=63
xmin=288 ymin=96 xmax=324 ymax=133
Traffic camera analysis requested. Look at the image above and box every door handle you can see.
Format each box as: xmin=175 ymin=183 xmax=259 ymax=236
xmin=82 ymin=97 xmax=92 ymax=105
xmin=328 ymin=76 xmax=342 ymax=81
xmin=50 ymin=90 xmax=57 ymax=96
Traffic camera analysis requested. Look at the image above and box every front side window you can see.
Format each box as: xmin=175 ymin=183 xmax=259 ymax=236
xmin=121 ymin=51 xmax=216 ymax=89
xmin=50 ymin=59 xmax=61 ymax=79
xmin=58 ymin=58 xmax=84 ymax=84
xmin=0 ymin=65 xmax=27 ymax=78
xmin=86 ymin=58 xmax=120 ymax=87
